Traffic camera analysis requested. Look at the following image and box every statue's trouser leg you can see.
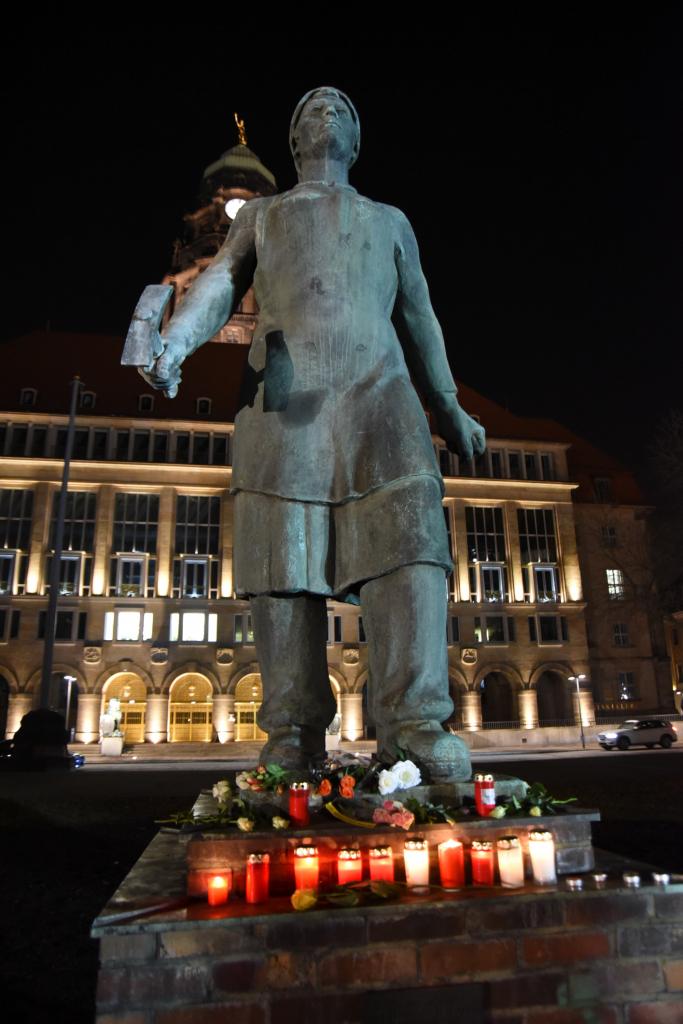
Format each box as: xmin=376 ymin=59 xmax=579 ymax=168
xmin=250 ymin=592 xmax=336 ymax=768
xmin=360 ymin=563 xmax=471 ymax=781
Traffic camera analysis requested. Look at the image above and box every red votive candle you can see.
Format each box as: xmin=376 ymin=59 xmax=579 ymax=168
xmin=207 ymin=871 xmax=231 ymax=906
xmin=293 ymin=844 xmax=319 ymax=890
xmin=471 ymin=841 xmax=495 ymax=885
xmin=369 ymin=846 xmax=395 ymax=882
xmin=246 ymin=852 xmax=270 ymax=904
xmin=337 ymin=847 xmax=363 ymax=885
xmin=289 ymin=782 xmax=310 ymax=827
xmin=438 ymin=839 xmax=465 ymax=889
xmin=474 ymin=773 xmax=496 ymax=817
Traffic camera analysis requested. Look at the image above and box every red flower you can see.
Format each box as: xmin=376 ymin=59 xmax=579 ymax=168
xmin=339 ymin=775 xmax=356 ymax=799
xmin=318 ymin=778 xmax=332 ymax=798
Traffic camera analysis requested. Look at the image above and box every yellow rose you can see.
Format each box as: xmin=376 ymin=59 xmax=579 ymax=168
xmin=291 ymin=889 xmax=317 ymax=911
xmin=237 ymin=817 xmax=255 ymax=832
xmin=489 ymin=805 xmax=507 ymax=819
xmin=529 ymin=806 xmax=542 ymax=817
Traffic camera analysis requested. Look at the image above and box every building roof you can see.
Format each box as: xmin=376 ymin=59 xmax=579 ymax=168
xmin=200 ymin=143 xmax=277 ymax=201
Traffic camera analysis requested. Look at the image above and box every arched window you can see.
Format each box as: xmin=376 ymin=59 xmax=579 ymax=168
xmin=80 ymin=391 xmax=96 ymax=410
xmin=196 ymin=397 xmax=212 ymax=417
xmin=138 ymin=394 xmax=155 ymax=414
xmin=19 ymin=388 xmax=37 ymax=408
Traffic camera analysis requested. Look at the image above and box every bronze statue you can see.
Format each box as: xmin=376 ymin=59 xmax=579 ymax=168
xmin=135 ymin=87 xmax=486 ymax=780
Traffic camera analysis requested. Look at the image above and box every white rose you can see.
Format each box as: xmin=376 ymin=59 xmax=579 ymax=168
xmin=237 ymin=817 xmax=255 ymax=832
xmin=378 ymin=769 xmax=398 ymax=796
xmin=212 ymin=780 xmax=232 ymax=804
xmin=235 ymin=772 xmax=250 ymax=791
xmin=393 ymin=760 xmax=421 ymax=790
xmin=272 ymin=816 xmax=290 ymax=830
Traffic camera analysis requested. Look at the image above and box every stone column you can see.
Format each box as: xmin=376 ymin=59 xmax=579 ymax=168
xmin=503 ymin=501 xmax=525 ymax=603
xmin=452 ymin=500 xmax=470 ymax=602
xmin=556 ymin=502 xmax=584 ymax=603
xmin=156 ymin=488 xmax=175 ymax=598
xmin=6 ymin=692 xmax=34 ymax=738
xmin=26 ymin=482 xmax=53 ymax=594
xmin=461 ymin=690 xmax=482 ymax=731
xmin=517 ymin=688 xmax=539 ymax=730
xmin=340 ymin=692 xmax=364 ymax=741
xmin=572 ymin=687 xmax=596 ymax=728
xmin=213 ymin=694 xmax=235 ymax=743
xmin=75 ymin=693 xmax=101 ymax=743
xmin=145 ymin=694 xmax=169 ymax=744
xmin=220 ymin=492 xmax=234 ymax=598
xmin=92 ymin=485 xmax=114 ymax=596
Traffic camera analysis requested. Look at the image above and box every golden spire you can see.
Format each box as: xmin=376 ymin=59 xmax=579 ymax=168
xmin=234 ymin=112 xmax=247 ymax=147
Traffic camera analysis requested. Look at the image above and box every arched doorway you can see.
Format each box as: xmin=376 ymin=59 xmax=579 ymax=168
xmin=0 ymin=675 xmax=8 ymax=739
xmin=235 ymin=674 xmax=267 ymax=741
xmin=102 ymin=673 xmax=147 ymax=743
xmin=49 ymin=673 xmax=79 ymax=737
xmin=169 ymin=674 xmax=213 ymax=742
xmin=536 ymin=671 xmax=573 ymax=725
xmin=480 ymin=672 xmax=515 ymax=725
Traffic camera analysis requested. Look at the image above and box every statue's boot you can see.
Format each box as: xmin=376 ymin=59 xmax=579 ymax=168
xmin=250 ymin=591 xmax=336 ymax=772
xmin=378 ymin=720 xmax=470 ymax=783
xmin=259 ymin=724 xmax=326 ymax=772
xmin=360 ymin=564 xmax=472 ymax=783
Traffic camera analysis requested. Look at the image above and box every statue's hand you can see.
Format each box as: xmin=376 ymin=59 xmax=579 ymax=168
xmin=433 ymin=393 xmax=486 ymax=461
xmin=138 ymin=338 xmax=184 ymax=399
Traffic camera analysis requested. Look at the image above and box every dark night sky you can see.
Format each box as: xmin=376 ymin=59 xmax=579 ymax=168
xmin=3 ymin=18 xmax=682 ymax=480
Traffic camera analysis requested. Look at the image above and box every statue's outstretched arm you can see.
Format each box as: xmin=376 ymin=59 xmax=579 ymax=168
xmin=140 ymin=200 xmax=258 ymax=394
xmin=393 ymin=209 xmax=486 ymax=461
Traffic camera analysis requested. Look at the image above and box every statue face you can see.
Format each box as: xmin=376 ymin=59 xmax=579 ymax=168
xmin=294 ymin=91 xmax=358 ymax=167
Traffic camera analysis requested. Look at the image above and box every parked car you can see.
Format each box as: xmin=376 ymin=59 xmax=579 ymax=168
xmin=596 ymin=719 xmax=678 ymax=751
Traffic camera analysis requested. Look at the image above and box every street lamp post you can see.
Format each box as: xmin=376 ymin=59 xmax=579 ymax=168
xmin=64 ymin=674 xmax=77 ymax=741
xmin=568 ymin=674 xmax=588 ymax=750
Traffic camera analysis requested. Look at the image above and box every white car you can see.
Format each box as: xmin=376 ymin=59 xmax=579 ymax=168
xmin=597 ymin=718 xmax=678 ymax=751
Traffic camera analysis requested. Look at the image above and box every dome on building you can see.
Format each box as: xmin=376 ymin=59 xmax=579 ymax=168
xmin=200 ymin=143 xmax=277 ymax=202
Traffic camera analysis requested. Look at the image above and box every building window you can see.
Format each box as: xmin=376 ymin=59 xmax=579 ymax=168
xmin=602 ymin=525 xmax=617 ymax=548
xmin=169 ymin=611 xmax=217 ymax=643
xmin=138 ymin=394 xmax=155 ymax=414
xmin=233 ymin=614 xmax=254 ymax=643
xmin=474 ymin=615 xmax=515 ymax=644
xmin=443 ymin=505 xmax=456 ymax=598
xmin=618 ymin=671 xmax=638 ymax=701
xmin=447 ymin=616 xmax=459 ymax=643
xmin=0 ymin=488 xmax=33 ymax=548
xmin=466 ymin=507 xmax=508 ymax=603
xmin=103 ymin=609 xmax=153 ymax=643
xmin=113 ymin=494 xmax=158 ymax=554
xmin=358 ymin=617 xmax=367 ymax=643
xmin=327 ymin=613 xmax=342 ymax=644
xmin=153 ymin=432 xmax=169 ymax=462
xmin=38 ymin=610 xmax=86 ymax=642
xmin=9 ymin=424 xmax=28 ymax=456
xmin=613 ymin=622 xmax=630 ymax=647
xmin=196 ymin=398 xmax=212 ymax=416
xmin=0 ymin=608 xmax=20 ymax=642
xmin=175 ymin=496 xmax=220 ymax=556
xmin=50 ymin=492 xmax=97 ymax=552
xmin=606 ymin=569 xmax=625 ymax=601
xmin=80 ymin=390 xmax=96 ymax=410
xmin=19 ymin=387 xmax=37 ymax=408
xmin=30 ymin=426 xmax=48 ymax=457
xmin=594 ymin=477 xmax=614 ymax=503
xmin=518 ymin=508 xmax=557 ymax=563
xmin=528 ymin=615 xmax=568 ymax=644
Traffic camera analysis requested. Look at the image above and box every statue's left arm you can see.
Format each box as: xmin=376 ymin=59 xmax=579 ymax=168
xmin=392 ymin=208 xmax=486 ymax=461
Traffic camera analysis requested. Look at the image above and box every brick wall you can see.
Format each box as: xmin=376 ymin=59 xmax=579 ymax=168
xmin=95 ymin=886 xmax=683 ymax=1023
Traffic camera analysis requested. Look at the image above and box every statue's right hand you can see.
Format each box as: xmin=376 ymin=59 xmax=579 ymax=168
xmin=138 ymin=341 xmax=183 ymax=398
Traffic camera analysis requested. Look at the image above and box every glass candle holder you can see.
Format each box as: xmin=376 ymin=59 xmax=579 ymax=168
xmin=369 ymin=846 xmax=395 ymax=882
xmin=246 ymin=852 xmax=270 ymax=904
xmin=288 ymin=782 xmax=310 ymax=828
xmin=403 ymin=837 xmax=430 ymax=890
xmin=293 ymin=844 xmax=319 ymax=890
xmin=623 ymin=872 xmax=641 ymax=888
xmin=337 ymin=847 xmax=363 ymax=885
xmin=438 ymin=839 xmax=465 ymax=889
xmin=207 ymin=870 xmax=232 ymax=906
xmin=471 ymin=841 xmax=495 ymax=886
xmin=474 ymin=772 xmax=496 ymax=817
xmin=496 ymin=836 xmax=524 ymax=888
xmin=528 ymin=830 xmax=557 ymax=885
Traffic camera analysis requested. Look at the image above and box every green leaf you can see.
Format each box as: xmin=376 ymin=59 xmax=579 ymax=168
xmin=370 ymin=881 xmax=402 ymax=900
xmin=326 ymin=889 xmax=361 ymax=907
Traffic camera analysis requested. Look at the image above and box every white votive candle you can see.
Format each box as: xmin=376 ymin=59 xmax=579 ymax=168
xmin=528 ymin=829 xmax=557 ymax=885
xmin=403 ymin=838 xmax=430 ymax=891
xmin=496 ymin=836 xmax=524 ymax=888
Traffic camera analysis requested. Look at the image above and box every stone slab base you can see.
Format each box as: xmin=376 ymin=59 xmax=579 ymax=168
xmin=93 ymin=830 xmax=683 ymax=1023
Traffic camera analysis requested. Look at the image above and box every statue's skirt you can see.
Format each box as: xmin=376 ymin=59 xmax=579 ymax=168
xmin=232 ymin=474 xmax=452 ymax=601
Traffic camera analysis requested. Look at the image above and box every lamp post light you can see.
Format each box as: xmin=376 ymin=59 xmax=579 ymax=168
xmin=568 ymin=674 xmax=587 ymax=750
xmin=64 ymin=675 xmax=77 ymax=741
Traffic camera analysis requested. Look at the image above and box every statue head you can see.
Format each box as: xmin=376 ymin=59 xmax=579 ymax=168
xmin=289 ymin=87 xmax=360 ymax=174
